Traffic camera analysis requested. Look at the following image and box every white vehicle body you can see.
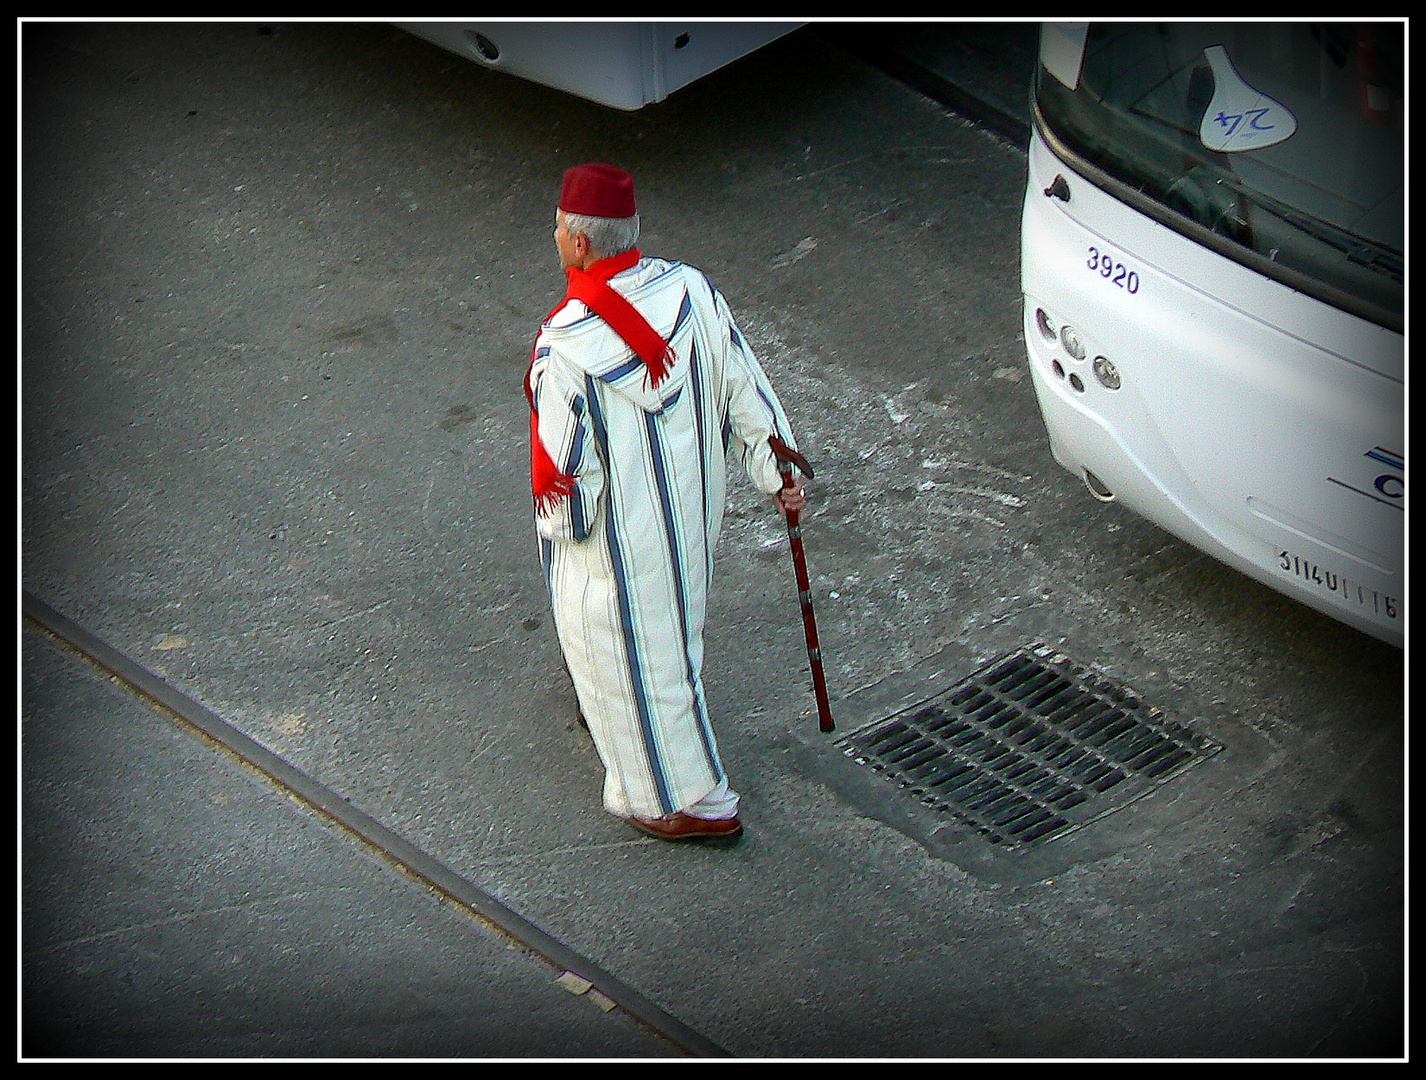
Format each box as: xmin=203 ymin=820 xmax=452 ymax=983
xmin=1021 ymin=23 xmax=1404 ymax=646
xmin=397 ymin=21 xmax=803 ymax=111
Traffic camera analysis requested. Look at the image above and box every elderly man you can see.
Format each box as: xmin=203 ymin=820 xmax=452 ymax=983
xmin=525 ymin=162 xmax=806 ymax=842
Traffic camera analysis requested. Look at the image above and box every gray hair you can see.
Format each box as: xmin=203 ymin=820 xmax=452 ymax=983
xmin=561 ymin=210 xmax=641 ymax=259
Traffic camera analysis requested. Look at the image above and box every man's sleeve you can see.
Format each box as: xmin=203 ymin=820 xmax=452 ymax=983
xmin=716 ymin=296 xmax=799 ymax=495
xmin=531 ymin=346 xmax=605 ymax=542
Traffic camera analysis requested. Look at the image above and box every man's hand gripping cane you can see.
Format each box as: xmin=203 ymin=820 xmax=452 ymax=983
xmin=768 ymin=436 xmax=834 ymax=732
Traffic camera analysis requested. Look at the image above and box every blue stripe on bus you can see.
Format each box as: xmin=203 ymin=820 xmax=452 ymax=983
xmin=1367 ymin=446 xmax=1404 ymax=471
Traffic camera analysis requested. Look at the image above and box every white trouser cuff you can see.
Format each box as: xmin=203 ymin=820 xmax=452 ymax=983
xmin=681 ymin=777 xmax=740 ymax=820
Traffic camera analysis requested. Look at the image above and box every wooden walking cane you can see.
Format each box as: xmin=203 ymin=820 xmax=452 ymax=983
xmin=768 ymin=436 xmax=834 ymax=732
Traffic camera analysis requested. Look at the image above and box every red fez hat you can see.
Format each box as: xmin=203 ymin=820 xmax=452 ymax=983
xmin=560 ymin=162 xmax=637 ymax=218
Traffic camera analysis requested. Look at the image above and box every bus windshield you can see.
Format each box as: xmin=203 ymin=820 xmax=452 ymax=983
xmin=1035 ymin=23 xmax=1403 ymax=331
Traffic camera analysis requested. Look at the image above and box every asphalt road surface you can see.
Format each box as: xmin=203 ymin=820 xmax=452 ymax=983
xmin=22 ymin=22 xmax=1402 ymax=1059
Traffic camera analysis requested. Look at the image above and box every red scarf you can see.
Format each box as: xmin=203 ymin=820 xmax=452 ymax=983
xmin=525 ymin=248 xmax=675 ymax=512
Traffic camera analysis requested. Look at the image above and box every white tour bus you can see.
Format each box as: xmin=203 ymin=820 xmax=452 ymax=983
xmin=397 ymin=21 xmax=803 ymax=111
xmin=1020 ymin=22 xmax=1403 ymax=647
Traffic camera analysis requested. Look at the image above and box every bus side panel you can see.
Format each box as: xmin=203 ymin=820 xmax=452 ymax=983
xmin=397 ymin=22 xmax=802 ymax=111
xmin=400 ymin=23 xmax=652 ymax=110
xmin=1021 ymin=132 xmax=1403 ymax=646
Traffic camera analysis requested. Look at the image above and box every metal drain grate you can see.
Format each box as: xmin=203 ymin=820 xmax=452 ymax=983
xmin=837 ymin=644 xmax=1222 ymax=847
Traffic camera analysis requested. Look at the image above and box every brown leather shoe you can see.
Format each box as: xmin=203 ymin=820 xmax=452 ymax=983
xmin=628 ymin=811 xmax=743 ymax=843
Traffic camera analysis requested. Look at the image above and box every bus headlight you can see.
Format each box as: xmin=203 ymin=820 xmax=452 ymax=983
xmin=1060 ymin=324 xmax=1086 ymax=360
xmin=1035 ymin=308 xmax=1057 ymax=340
xmin=1092 ymin=355 xmax=1121 ymax=390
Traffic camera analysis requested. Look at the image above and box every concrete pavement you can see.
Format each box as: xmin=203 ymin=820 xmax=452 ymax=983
xmin=22 ymin=21 xmax=1402 ymax=1059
